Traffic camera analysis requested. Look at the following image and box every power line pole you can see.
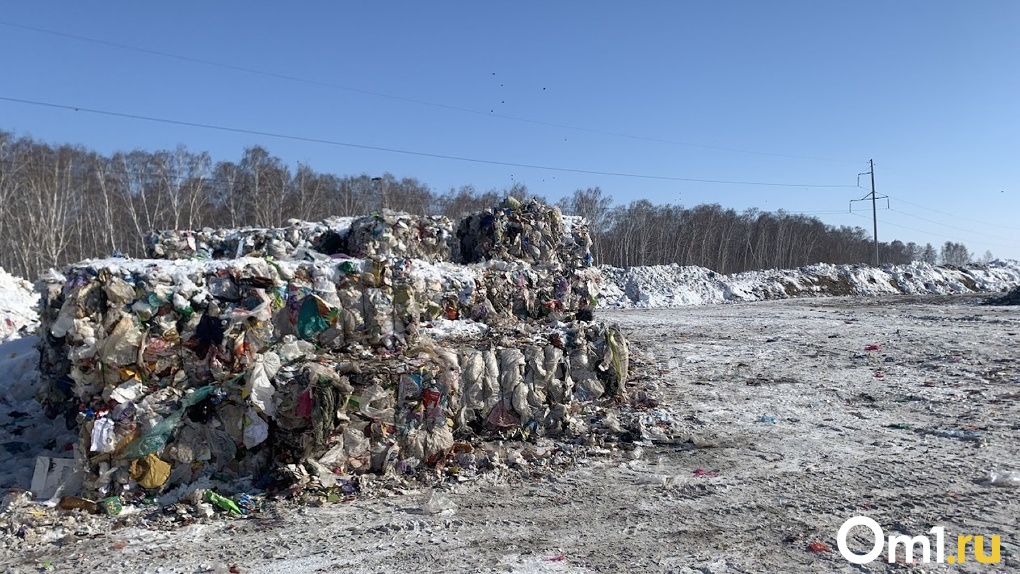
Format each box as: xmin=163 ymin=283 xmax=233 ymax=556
xmin=851 ymin=159 xmax=887 ymax=266
xmin=870 ymin=159 xmax=878 ymax=266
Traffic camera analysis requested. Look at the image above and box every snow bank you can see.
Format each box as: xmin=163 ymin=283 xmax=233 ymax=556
xmin=0 ymin=268 xmax=76 ymax=493
xmin=597 ymin=259 xmax=1020 ymax=308
xmin=0 ymin=267 xmax=38 ymax=341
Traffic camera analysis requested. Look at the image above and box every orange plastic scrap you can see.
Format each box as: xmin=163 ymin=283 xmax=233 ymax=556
xmin=807 ymin=541 xmax=831 ymax=553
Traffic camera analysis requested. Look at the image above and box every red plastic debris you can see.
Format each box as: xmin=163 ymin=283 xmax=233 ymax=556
xmin=808 ymin=541 xmax=831 ymax=552
xmin=873 ymin=372 xmax=884 ymax=379
xmin=693 ymin=468 xmax=719 ymax=478
xmin=544 ymin=554 xmax=566 ymax=562
xmin=864 ymin=344 xmax=882 ymax=351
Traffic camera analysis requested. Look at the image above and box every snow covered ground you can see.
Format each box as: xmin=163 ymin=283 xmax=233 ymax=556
xmin=2 ymin=261 xmax=1020 ymax=572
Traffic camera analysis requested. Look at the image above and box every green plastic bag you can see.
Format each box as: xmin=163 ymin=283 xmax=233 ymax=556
xmin=297 ymin=296 xmax=330 ymax=341
xmin=121 ymin=386 xmax=213 ymax=459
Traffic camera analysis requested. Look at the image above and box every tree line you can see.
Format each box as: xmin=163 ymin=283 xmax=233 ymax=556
xmin=559 ymin=187 xmax=984 ymax=274
xmin=0 ymin=130 xmax=983 ymax=280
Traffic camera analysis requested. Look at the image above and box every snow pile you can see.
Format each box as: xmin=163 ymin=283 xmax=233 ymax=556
xmin=0 ymin=268 xmax=77 ymax=493
xmin=0 ymin=265 xmax=41 ymax=403
xmin=599 ymin=265 xmax=729 ymax=307
xmin=0 ymin=267 xmax=38 ymax=341
xmin=597 ymin=259 xmax=1020 ymax=308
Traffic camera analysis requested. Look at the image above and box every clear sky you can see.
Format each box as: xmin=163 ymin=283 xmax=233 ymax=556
xmin=2 ymin=2 xmax=1018 ymax=259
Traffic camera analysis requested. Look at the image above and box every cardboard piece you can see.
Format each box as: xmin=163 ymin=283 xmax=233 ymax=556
xmin=30 ymin=456 xmax=79 ymax=500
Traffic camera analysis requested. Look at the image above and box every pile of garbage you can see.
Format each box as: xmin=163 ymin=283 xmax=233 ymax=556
xmin=984 ymin=285 xmax=1020 ymax=306
xmin=145 ymin=199 xmax=594 ymax=271
xmin=457 ymin=197 xmax=593 ymax=268
xmin=145 ymin=217 xmax=353 ymax=261
xmin=144 ymin=211 xmax=457 ymax=264
xmin=315 ymin=212 xmax=455 ymax=263
xmin=34 ymin=199 xmax=650 ymax=505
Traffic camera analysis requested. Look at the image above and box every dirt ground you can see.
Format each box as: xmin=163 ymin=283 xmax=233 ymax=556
xmin=4 ymin=294 xmax=1019 ymax=573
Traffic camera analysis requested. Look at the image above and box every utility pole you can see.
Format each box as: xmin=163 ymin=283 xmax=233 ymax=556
xmin=851 ymin=159 xmax=887 ymax=266
xmin=371 ymin=176 xmax=387 ymax=211
xmin=870 ymin=159 xmax=878 ymax=266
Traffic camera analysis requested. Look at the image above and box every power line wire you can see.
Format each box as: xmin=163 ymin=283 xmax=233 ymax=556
xmin=856 ymin=186 xmax=1020 ymax=236
xmin=788 ymin=210 xmax=865 ymax=215
xmin=885 ymin=193 xmax=1020 ymax=232
xmin=851 ymin=211 xmax=1020 ymax=249
xmin=0 ymin=95 xmax=858 ymax=188
xmin=887 ymin=208 xmax=1017 ymax=242
xmin=0 ymin=19 xmax=860 ymax=165
xmin=874 ymin=216 xmax=1020 ymax=251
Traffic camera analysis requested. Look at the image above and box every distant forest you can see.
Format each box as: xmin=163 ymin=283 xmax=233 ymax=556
xmin=0 ymin=131 xmax=980 ymax=279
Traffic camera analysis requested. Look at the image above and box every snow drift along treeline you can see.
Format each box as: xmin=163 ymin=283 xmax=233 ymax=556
xmin=597 ymin=260 xmax=1020 ymax=308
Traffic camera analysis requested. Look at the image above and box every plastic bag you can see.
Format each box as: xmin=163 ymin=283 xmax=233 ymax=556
xmin=121 ymin=412 xmax=183 ymax=460
xmin=989 ymin=470 xmax=1020 ymax=488
xmin=246 ymin=353 xmax=280 ymax=416
xmin=130 ymin=453 xmax=172 ymax=489
xmin=343 ymin=425 xmax=371 ymax=472
xmin=122 ymin=386 xmax=213 ymax=459
xmin=297 ymin=295 xmax=331 ymax=340
xmin=90 ymin=417 xmax=117 ymax=453
xmin=242 ymin=407 xmax=269 ymax=449
xmin=100 ymin=316 xmax=143 ymax=366
xmin=459 ymin=351 xmax=485 ymax=410
xmin=358 ymin=384 xmax=394 ymax=422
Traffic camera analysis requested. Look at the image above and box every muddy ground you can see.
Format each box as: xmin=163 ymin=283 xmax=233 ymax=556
xmin=4 ymin=294 xmax=1019 ymax=573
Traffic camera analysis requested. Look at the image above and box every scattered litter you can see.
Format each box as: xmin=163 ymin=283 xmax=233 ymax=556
xmin=807 ymin=541 xmax=831 ymax=552
xmin=421 ymin=490 xmax=457 ymax=515
xmin=864 ymin=344 xmax=882 ymax=351
xmin=30 ymin=456 xmax=78 ymax=500
xmin=693 ymin=468 xmax=718 ymax=478
xmin=57 ymin=495 xmax=98 ymax=514
xmin=920 ymin=429 xmax=986 ymax=443
xmin=100 ymin=496 xmax=123 ymax=515
xmin=206 ymin=491 xmax=243 ymax=515
xmin=987 ymin=470 xmax=1020 ymax=488
xmin=757 ymin=415 xmax=776 ymax=424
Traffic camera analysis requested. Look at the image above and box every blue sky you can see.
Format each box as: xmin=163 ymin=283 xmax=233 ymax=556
xmin=2 ymin=2 xmax=1018 ymax=259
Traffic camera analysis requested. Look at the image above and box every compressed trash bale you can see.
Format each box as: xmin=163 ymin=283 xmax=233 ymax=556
xmin=406 ymin=260 xmax=600 ymax=325
xmin=145 ymin=211 xmax=455 ymax=264
xmin=36 ymin=199 xmax=638 ymax=499
xmin=455 ymin=198 xmax=593 ymax=268
xmin=337 ymin=211 xmax=454 ymax=263
xmin=144 ymin=201 xmax=586 ymax=268
xmin=38 ymin=257 xmax=632 ymax=496
xmin=144 ymin=217 xmax=358 ymax=260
